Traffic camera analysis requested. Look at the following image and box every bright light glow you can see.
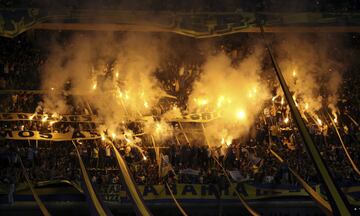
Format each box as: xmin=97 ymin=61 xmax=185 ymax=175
xmin=217 ymin=96 xmax=225 ymax=108
xmin=226 ymin=136 xmax=233 ymax=146
xmin=125 ymin=137 xmax=132 ymax=144
xmin=221 ymin=136 xmax=233 ymax=146
xmin=248 ymin=87 xmax=257 ymax=98
xmin=144 ymin=101 xmax=149 ymax=108
xmin=305 ymin=103 xmax=309 ymax=110
xmin=281 ymin=97 xmax=284 ymax=105
xmin=118 ymin=90 xmax=123 ymax=98
xmin=115 ymin=72 xmax=119 ymax=78
xmin=111 ymin=133 xmax=116 ymax=139
xmin=101 ymin=135 xmax=105 ymax=141
xmin=49 ymin=121 xmax=56 ymax=126
xmin=143 ymin=156 xmax=147 ymax=161
xmin=292 ymin=70 xmax=296 ymax=77
xmin=332 ymin=111 xmax=338 ymax=123
xmin=155 ymin=123 xmax=163 ymax=134
xmin=92 ymin=83 xmax=97 ymax=90
xmin=41 ymin=115 xmax=48 ymax=122
xmin=51 ymin=87 xmax=54 ymax=91
xmin=292 ymin=95 xmax=298 ymax=107
xmin=29 ymin=114 xmax=36 ymax=120
xmin=284 ymin=117 xmax=289 ymax=124
xmin=317 ymin=118 xmax=322 ymax=126
xmin=236 ymin=110 xmax=246 ymax=120
xmin=197 ymin=98 xmax=208 ymax=106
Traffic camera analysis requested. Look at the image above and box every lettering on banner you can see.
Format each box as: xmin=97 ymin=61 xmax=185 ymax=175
xmin=181 ymin=185 xmax=197 ymax=196
xmin=143 ymin=185 xmax=159 ymax=196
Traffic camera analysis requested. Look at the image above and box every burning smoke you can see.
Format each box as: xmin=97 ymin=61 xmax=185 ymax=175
xmin=40 ymin=32 xmax=346 ymax=148
xmin=143 ymin=118 xmax=173 ymax=143
xmin=188 ymin=47 xmax=269 ymax=146
xmin=275 ymin=35 xmax=345 ymax=122
xmin=41 ymin=33 xmax=167 ymax=134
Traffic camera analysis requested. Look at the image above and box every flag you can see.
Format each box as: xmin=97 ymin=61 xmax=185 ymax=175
xmin=160 ymin=154 xmax=175 ymax=177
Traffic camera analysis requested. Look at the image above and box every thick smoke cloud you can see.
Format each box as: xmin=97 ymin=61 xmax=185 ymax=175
xmin=275 ymin=34 xmax=346 ymax=121
xmin=41 ymin=33 xmax=168 ymax=135
xmin=40 ymin=32 xmax=347 ymax=147
xmin=188 ymin=46 xmax=269 ymax=146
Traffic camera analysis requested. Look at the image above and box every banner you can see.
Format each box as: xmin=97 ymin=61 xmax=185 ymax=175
xmin=0 ymin=112 xmax=217 ymax=123
xmin=179 ymin=169 xmax=200 ymax=176
xmin=101 ymin=183 xmax=299 ymax=201
xmin=0 ymin=130 xmax=100 ymax=141
xmin=2 ymin=182 xmax=360 ymax=206
xmin=0 ymin=113 xmax=99 ymax=122
xmin=171 ymin=112 xmax=220 ymax=123
xmin=99 ymin=183 xmax=360 ymax=205
xmin=229 ymin=171 xmax=249 ymax=182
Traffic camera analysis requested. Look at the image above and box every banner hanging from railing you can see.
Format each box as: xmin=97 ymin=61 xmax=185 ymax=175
xmin=0 ymin=130 xmax=100 ymax=141
xmin=0 ymin=113 xmax=99 ymax=122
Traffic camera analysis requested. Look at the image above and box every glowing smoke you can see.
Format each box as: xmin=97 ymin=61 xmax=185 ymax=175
xmin=188 ymin=47 xmax=269 ymax=146
xmin=275 ymin=35 xmax=345 ymax=121
xmin=41 ymin=33 xmax=167 ymax=134
xmin=143 ymin=118 xmax=173 ymax=143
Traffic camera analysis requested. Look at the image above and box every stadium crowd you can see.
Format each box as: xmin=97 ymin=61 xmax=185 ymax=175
xmin=0 ymin=32 xmax=359 ymax=205
xmin=0 ymin=81 xmax=359 ymax=188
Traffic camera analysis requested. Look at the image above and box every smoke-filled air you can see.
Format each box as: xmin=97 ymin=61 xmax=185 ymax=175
xmin=188 ymin=47 xmax=269 ymax=146
xmin=39 ymin=33 xmax=346 ymax=148
xmin=275 ymin=35 xmax=345 ymax=125
xmin=41 ymin=33 xmax=168 ymax=139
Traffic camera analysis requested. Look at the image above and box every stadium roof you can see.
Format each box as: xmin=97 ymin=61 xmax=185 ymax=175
xmin=1 ymin=9 xmax=360 ymax=38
